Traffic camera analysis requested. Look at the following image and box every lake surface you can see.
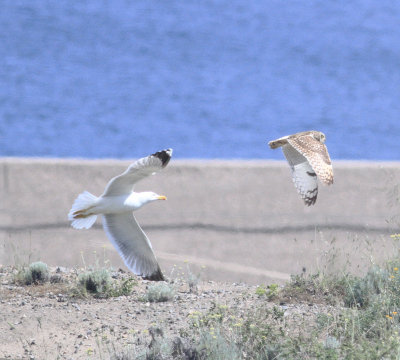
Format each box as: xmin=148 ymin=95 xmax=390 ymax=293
xmin=0 ymin=1 xmax=399 ymax=160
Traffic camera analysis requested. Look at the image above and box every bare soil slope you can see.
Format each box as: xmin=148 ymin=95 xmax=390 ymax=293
xmin=0 ymin=266 xmax=333 ymax=360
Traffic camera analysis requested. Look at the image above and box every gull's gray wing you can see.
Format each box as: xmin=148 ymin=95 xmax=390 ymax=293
xmin=102 ymin=213 xmax=164 ymax=280
xmin=102 ymin=149 xmax=172 ymax=197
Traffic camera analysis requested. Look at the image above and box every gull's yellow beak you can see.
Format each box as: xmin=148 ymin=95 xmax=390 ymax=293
xmin=157 ymin=195 xmax=167 ymax=200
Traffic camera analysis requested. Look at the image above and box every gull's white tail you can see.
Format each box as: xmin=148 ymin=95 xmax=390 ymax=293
xmin=68 ymin=191 xmax=99 ymax=229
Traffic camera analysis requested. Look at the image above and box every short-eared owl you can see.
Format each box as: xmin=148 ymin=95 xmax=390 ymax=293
xmin=269 ymin=131 xmax=333 ymax=206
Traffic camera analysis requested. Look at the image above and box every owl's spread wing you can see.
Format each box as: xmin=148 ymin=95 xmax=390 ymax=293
xmin=287 ymin=135 xmax=333 ymax=185
xmin=282 ymin=145 xmax=318 ymax=206
xmin=102 ymin=149 xmax=172 ymax=197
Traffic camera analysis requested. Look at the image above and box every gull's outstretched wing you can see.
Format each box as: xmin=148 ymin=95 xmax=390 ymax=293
xmin=102 ymin=213 xmax=164 ymax=281
xmin=102 ymin=149 xmax=172 ymax=197
xmin=282 ymin=144 xmax=318 ymax=206
xmin=287 ymin=135 xmax=333 ymax=185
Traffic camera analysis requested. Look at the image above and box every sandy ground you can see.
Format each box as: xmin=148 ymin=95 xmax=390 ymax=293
xmin=0 ymin=265 xmax=336 ymax=360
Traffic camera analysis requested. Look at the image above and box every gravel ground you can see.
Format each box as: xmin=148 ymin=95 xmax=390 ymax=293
xmin=0 ymin=266 xmax=336 ymax=359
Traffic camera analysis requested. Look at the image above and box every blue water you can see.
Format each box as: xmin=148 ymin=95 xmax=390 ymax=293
xmin=0 ymin=1 xmax=399 ymax=160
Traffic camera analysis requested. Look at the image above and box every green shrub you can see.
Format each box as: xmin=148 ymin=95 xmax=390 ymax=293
xmin=256 ymin=284 xmax=280 ymax=300
xmin=145 ymin=282 xmax=174 ymax=302
xmin=16 ymin=261 xmax=50 ymax=285
xmin=110 ymin=277 xmax=137 ymax=297
xmin=78 ymin=268 xmax=111 ymax=296
xmin=255 ymin=285 xmax=267 ymax=296
xmin=193 ymin=329 xmax=241 ymax=360
xmin=344 ymin=266 xmax=390 ymax=308
xmin=75 ymin=268 xmax=137 ymax=298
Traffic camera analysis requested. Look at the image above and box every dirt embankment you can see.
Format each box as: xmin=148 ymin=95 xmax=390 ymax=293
xmin=0 ymin=265 xmax=334 ymax=360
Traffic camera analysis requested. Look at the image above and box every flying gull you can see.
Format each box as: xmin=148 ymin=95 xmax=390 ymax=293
xmin=68 ymin=148 xmax=172 ymax=281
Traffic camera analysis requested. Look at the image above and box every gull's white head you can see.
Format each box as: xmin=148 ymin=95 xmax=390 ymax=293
xmin=127 ymin=191 xmax=167 ymax=210
xmin=139 ymin=191 xmax=167 ymax=204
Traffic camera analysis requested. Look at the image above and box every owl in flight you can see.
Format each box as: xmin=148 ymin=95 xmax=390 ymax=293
xmin=268 ymin=130 xmax=333 ymax=206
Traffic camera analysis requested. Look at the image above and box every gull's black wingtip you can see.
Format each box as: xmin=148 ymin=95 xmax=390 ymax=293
xmin=143 ymin=267 xmax=165 ymax=281
xmin=152 ymin=148 xmax=173 ymax=168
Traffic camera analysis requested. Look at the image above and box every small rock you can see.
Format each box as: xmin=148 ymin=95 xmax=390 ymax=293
xmin=56 ymin=267 xmax=68 ymax=273
xmin=50 ymin=274 xmax=63 ymax=284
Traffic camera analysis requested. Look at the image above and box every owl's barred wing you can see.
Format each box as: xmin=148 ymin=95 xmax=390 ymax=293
xmin=102 ymin=149 xmax=172 ymax=197
xmin=287 ymin=135 xmax=333 ymax=185
xmin=282 ymin=145 xmax=318 ymax=206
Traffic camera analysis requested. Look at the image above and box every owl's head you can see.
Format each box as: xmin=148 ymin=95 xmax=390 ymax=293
xmin=312 ymin=131 xmax=326 ymax=143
